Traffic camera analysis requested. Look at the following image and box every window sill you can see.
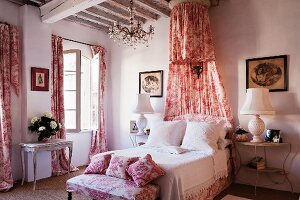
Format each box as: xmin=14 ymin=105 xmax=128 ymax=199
xmin=66 ymin=129 xmax=93 ymax=135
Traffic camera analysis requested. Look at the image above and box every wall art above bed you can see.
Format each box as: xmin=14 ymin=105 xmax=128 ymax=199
xmin=139 ymin=70 xmax=163 ymax=97
xmin=246 ymin=55 xmax=288 ymax=92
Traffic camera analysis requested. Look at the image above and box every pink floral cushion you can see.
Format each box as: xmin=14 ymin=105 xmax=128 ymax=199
xmin=127 ymin=154 xmax=165 ymax=187
xmin=106 ymin=155 xmax=139 ymax=180
xmin=84 ymin=153 xmax=112 ymax=174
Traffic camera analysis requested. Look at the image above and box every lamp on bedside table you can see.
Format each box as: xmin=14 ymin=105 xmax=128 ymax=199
xmin=240 ymin=88 xmax=275 ymax=143
xmin=134 ymin=94 xmax=154 ymax=135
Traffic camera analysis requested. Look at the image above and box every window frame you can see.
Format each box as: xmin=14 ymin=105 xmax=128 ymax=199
xmin=63 ymin=49 xmax=81 ymax=133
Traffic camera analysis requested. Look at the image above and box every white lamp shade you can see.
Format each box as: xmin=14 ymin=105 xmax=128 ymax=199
xmin=240 ymin=88 xmax=275 ymax=115
xmin=134 ymin=94 xmax=154 ymax=114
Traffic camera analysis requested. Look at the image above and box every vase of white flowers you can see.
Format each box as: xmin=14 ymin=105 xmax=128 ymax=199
xmin=28 ymin=112 xmax=62 ymax=141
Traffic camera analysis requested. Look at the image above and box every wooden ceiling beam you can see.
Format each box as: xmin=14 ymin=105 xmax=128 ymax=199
xmin=77 ymin=11 xmax=114 ymax=27
xmin=66 ymin=15 xmax=109 ymax=32
xmin=40 ymin=0 xmax=106 ymax=23
xmin=86 ymin=6 xmax=130 ymax=26
xmin=135 ymin=0 xmax=171 ymax=17
xmin=98 ymin=1 xmax=147 ymax=24
xmin=109 ymin=0 xmax=159 ymax=21
xmin=6 ymin=0 xmax=24 ymax=5
xmin=160 ymin=0 xmax=170 ymax=8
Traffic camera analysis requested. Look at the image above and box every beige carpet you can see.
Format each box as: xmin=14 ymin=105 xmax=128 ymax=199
xmin=221 ymin=195 xmax=252 ymax=200
xmin=0 ymin=168 xmax=88 ymax=200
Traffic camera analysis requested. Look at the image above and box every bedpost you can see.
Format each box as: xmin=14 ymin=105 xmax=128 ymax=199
xmin=68 ymin=192 xmax=72 ymax=200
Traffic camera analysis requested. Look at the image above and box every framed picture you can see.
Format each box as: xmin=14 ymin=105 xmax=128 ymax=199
xmin=139 ymin=70 xmax=163 ymax=97
xmin=130 ymin=120 xmax=138 ymax=133
xmin=31 ymin=67 xmax=49 ymax=91
xmin=246 ymin=55 xmax=288 ymax=92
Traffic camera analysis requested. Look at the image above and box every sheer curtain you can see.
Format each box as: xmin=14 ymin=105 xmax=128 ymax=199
xmin=0 ymin=23 xmax=20 ymax=191
xmin=51 ymin=34 xmax=75 ymax=174
xmin=164 ymin=2 xmax=233 ymax=129
xmin=89 ymin=45 xmax=108 ymax=157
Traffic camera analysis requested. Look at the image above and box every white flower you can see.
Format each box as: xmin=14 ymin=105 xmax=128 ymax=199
xmin=50 ymin=121 xmax=57 ymax=129
xmin=44 ymin=112 xmax=52 ymax=118
xmin=38 ymin=126 xmax=46 ymax=131
xmin=58 ymin=123 xmax=62 ymax=129
xmin=31 ymin=117 xmax=38 ymax=124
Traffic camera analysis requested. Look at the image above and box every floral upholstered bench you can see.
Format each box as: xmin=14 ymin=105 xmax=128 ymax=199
xmin=66 ymin=174 xmax=160 ymax=200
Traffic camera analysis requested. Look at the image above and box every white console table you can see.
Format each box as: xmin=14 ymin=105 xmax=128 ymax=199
xmin=20 ymin=139 xmax=73 ymax=190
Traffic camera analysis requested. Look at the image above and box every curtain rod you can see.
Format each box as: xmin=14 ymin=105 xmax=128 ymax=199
xmin=63 ymin=37 xmax=94 ymax=47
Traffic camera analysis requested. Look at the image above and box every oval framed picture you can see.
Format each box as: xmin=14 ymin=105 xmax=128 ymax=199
xmin=246 ymin=55 xmax=288 ymax=92
xmin=139 ymin=70 xmax=163 ymax=97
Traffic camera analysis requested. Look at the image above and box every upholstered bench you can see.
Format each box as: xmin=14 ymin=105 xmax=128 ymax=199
xmin=66 ymin=174 xmax=160 ymax=200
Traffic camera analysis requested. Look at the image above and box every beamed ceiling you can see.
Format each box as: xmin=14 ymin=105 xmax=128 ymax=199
xmin=6 ymin=0 xmax=171 ymax=32
xmin=6 ymin=0 xmax=219 ymax=32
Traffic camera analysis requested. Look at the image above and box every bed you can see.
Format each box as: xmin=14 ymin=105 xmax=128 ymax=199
xmin=68 ymin=119 xmax=234 ymax=200
xmin=109 ymin=144 xmax=233 ymax=200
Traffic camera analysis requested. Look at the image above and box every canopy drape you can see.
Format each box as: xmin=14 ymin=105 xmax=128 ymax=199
xmin=164 ymin=2 xmax=233 ymax=129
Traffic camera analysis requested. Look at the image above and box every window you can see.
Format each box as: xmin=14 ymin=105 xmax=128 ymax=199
xmin=63 ymin=49 xmax=99 ymax=132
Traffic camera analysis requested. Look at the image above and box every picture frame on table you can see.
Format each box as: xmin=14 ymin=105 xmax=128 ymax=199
xmin=246 ymin=55 xmax=288 ymax=92
xmin=139 ymin=70 xmax=163 ymax=97
xmin=31 ymin=67 xmax=49 ymax=91
xmin=130 ymin=120 xmax=138 ymax=133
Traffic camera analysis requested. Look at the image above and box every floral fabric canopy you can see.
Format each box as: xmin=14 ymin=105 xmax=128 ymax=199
xmin=164 ymin=2 xmax=233 ymax=129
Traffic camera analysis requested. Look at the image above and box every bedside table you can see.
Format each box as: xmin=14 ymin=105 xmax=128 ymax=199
xmin=129 ymin=133 xmax=148 ymax=147
xmin=235 ymin=142 xmax=293 ymax=195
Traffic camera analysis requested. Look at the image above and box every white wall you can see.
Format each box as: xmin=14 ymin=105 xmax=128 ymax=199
xmin=209 ymin=0 xmax=300 ymax=192
xmin=107 ymin=17 xmax=170 ymax=150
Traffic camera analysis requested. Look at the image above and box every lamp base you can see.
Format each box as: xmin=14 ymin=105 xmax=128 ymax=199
xmin=251 ymin=135 xmax=263 ymax=143
xmin=136 ymin=114 xmax=147 ymax=135
xmin=248 ymin=115 xmax=265 ymax=143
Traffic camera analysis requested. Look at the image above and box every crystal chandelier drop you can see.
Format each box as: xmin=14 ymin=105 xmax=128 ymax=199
xmin=108 ymin=0 xmax=154 ymax=48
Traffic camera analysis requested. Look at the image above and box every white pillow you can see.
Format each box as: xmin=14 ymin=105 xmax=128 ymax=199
xmin=145 ymin=120 xmax=187 ymax=147
xmin=181 ymin=121 xmax=221 ymax=152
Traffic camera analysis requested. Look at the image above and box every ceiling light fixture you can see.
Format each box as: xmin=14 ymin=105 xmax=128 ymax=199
xmin=108 ymin=0 xmax=154 ymax=49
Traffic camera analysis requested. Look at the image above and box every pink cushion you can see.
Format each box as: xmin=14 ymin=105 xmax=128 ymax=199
xmin=84 ymin=153 xmax=112 ymax=174
xmin=127 ymin=154 xmax=165 ymax=187
xmin=106 ymin=155 xmax=139 ymax=180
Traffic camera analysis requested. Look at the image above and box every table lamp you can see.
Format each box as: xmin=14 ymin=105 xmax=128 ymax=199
xmin=134 ymin=94 xmax=154 ymax=135
xmin=240 ymin=88 xmax=275 ymax=143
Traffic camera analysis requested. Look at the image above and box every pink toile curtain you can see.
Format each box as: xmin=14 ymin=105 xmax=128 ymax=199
xmin=89 ymin=45 xmax=108 ymax=157
xmin=50 ymin=35 xmax=76 ymax=174
xmin=164 ymin=2 xmax=233 ymax=129
xmin=0 ymin=23 xmax=20 ymax=191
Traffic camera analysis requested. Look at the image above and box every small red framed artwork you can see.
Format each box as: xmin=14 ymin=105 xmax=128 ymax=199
xmin=31 ymin=67 xmax=49 ymax=91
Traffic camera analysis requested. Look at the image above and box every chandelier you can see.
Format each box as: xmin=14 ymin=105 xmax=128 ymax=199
xmin=108 ymin=0 xmax=154 ymax=48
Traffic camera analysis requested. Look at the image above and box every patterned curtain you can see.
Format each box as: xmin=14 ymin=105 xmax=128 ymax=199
xmin=89 ymin=45 xmax=108 ymax=157
xmin=50 ymin=35 xmax=75 ymax=174
xmin=0 ymin=23 xmax=20 ymax=191
xmin=164 ymin=2 xmax=234 ymax=129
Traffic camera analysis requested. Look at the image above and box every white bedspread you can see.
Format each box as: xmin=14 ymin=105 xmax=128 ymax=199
xmin=111 ymin=146 xmax=229 ymax=200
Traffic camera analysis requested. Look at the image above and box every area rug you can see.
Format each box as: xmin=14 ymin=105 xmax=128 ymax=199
xmin=221 ymin=194 xmax=252 ymax=200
